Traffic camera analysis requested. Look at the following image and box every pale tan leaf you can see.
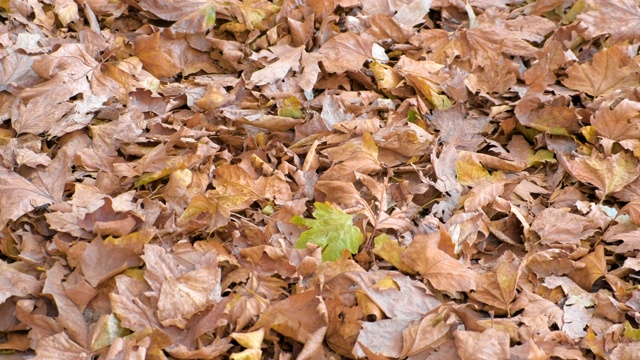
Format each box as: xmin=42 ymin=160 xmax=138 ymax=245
xmin=402 ymin=243 xmax=477 ymax=293
xmin=565 ymin=150 xmax=640 ymax=198
xmin=562 ymin=43 xmax=640 ymax=96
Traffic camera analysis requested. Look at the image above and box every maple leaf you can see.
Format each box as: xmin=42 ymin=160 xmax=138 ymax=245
xmin=590 ymin=99 xmax=640 ymax=151
xmin=0 ymin=259 xmax=42 ymax=304
xmin=0 ymin=167 xmax=53 ymax=229
xmin=468 ymin=251 xmax=521 ymax=314
xmin=231 ymin=0 xmax=281 ymax=31
xmin=318 ymin=33 xmax=389 ymax=74
xmin=567 ymin=245 xmax=606 ymax=291
xmin=11 ymin=0 xmax=640 ymax=357
xmin=293 ymin=202 xmax=363 ymax=262
xmin=529 ymin=207 xmax=597 ymax=247
xmin=320 ymin=132 xmax=381 ymax=182
xmin=372 ymin=234 xmax=414 ymax=274
xmin=180 ymin=164 xmax=261 ymax=231
xmin=564 ymin=150 xmax=640 ymax=199
xmin=402 ymin=237 xmax=477 ymax=293
xmin=396 ymin=56 xmax=451 ymax=110
xmin=561 ymin=43 xmax=640 ymax=97
xmin=247 ymin=45 xmax=303 ymax=88
xmin=141 ymin=244 xmax=222 ymax=328
xmin=133 ymin=32 xmax=181 ymax=78
xmin=577 ymin=0 xmax=640 ymax=42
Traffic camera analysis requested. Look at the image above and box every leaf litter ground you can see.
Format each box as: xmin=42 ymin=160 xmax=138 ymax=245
xmin=1 ymin=0 xmax=640 ymax=359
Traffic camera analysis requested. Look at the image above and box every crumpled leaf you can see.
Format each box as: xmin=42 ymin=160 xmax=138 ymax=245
xmin=468 ymin=251 xmax=521 ymax=314
xmin=141 ymin=244 xmax=222 ymax=328
xmin=293 ymin=202 xmax=363 ymax=262
xmin=320 ymin=132 xmax=381 ymax=182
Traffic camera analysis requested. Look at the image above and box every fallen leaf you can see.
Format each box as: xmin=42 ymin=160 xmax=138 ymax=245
xmin=565 ymin=150 xmax=640 ymax=199
xmin=318 ymin=32 xmax=389 ymax=74
xmin=577 ymin=0 xmax=640 ymax=42
xmin=141 ymin=244 xmax=222 ymax=328
xmin=402 ymin=238 xmax=477 ymax=293
xmin=562 ymin=43 xmax=640 ymax=96
xmin=453 ymin=328 xmax=510 ymax=360
xmin=293 ymin=202 xmax=363 ymax=262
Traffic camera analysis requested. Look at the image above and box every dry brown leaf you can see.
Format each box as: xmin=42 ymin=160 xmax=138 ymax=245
xmin=469 ymin=251 xmax=521 ymax=314
xmin=318 ymin=33 xmax=389 ymax=74
xmin=562 ymin=43 xmax=640 ymax=97
xmin=529 ymin=207 xmax=597 ymax=247
xmin=402 ymin=240 xmax=477 ymax=293
xmin=591 ymin=99 xmax=640 ymax=143
xmin=142 ymin=244 xmax=222 ymax=328
xmin=247 ymin=45 xmax=303 ymax=87
xmin=0 ymin=167 xmax=54 ymax=228
xmin=567 ymin=245 xmax=606 ymax=291
xmin=564 ymin=150 xmax=640 ymax=199
xmin=400 ymin=307 xmax=456 ymax=357
xmin=453 ymin=328 xmax=510 ymax=360
xmin=251 ymin=287 xmax=328 ymax=355
xmin=42 ymin=262 xmax=89 ymax=349
xmin=320 ymin=132 xmax=381 ymax=182
xmin=0 ymin=260 xmax=42 ymax=304
xmin=577 ymin=0 xmax=640 ymax=42
xmin=134 ymin=32 xmax=181 ymax=78
xmin=7 ymin=0 xmax=640 ymax=357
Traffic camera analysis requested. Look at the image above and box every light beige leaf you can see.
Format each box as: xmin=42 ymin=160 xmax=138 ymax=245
xmin=402 ymin=243 xmax=476 ymax=293
xmin=577 ymin=0 xmax=640 ymax=42
xmin=562 ymin=43 xmax=640 ymax=96
xmin=0 ymin=167 xmax=53 ymax=229
xmin=142 ymin=244 xmax=222 ymax=328
xmin=565 ymin=150 xmax=640 ymax=198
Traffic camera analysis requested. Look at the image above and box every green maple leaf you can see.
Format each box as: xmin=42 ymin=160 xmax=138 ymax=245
xmin=292 ymin=202 xmax=363 ymax=262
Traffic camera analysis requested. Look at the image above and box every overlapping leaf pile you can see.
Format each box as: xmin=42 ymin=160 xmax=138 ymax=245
xmin=2 ymin=0 xmax=640 ymax=358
